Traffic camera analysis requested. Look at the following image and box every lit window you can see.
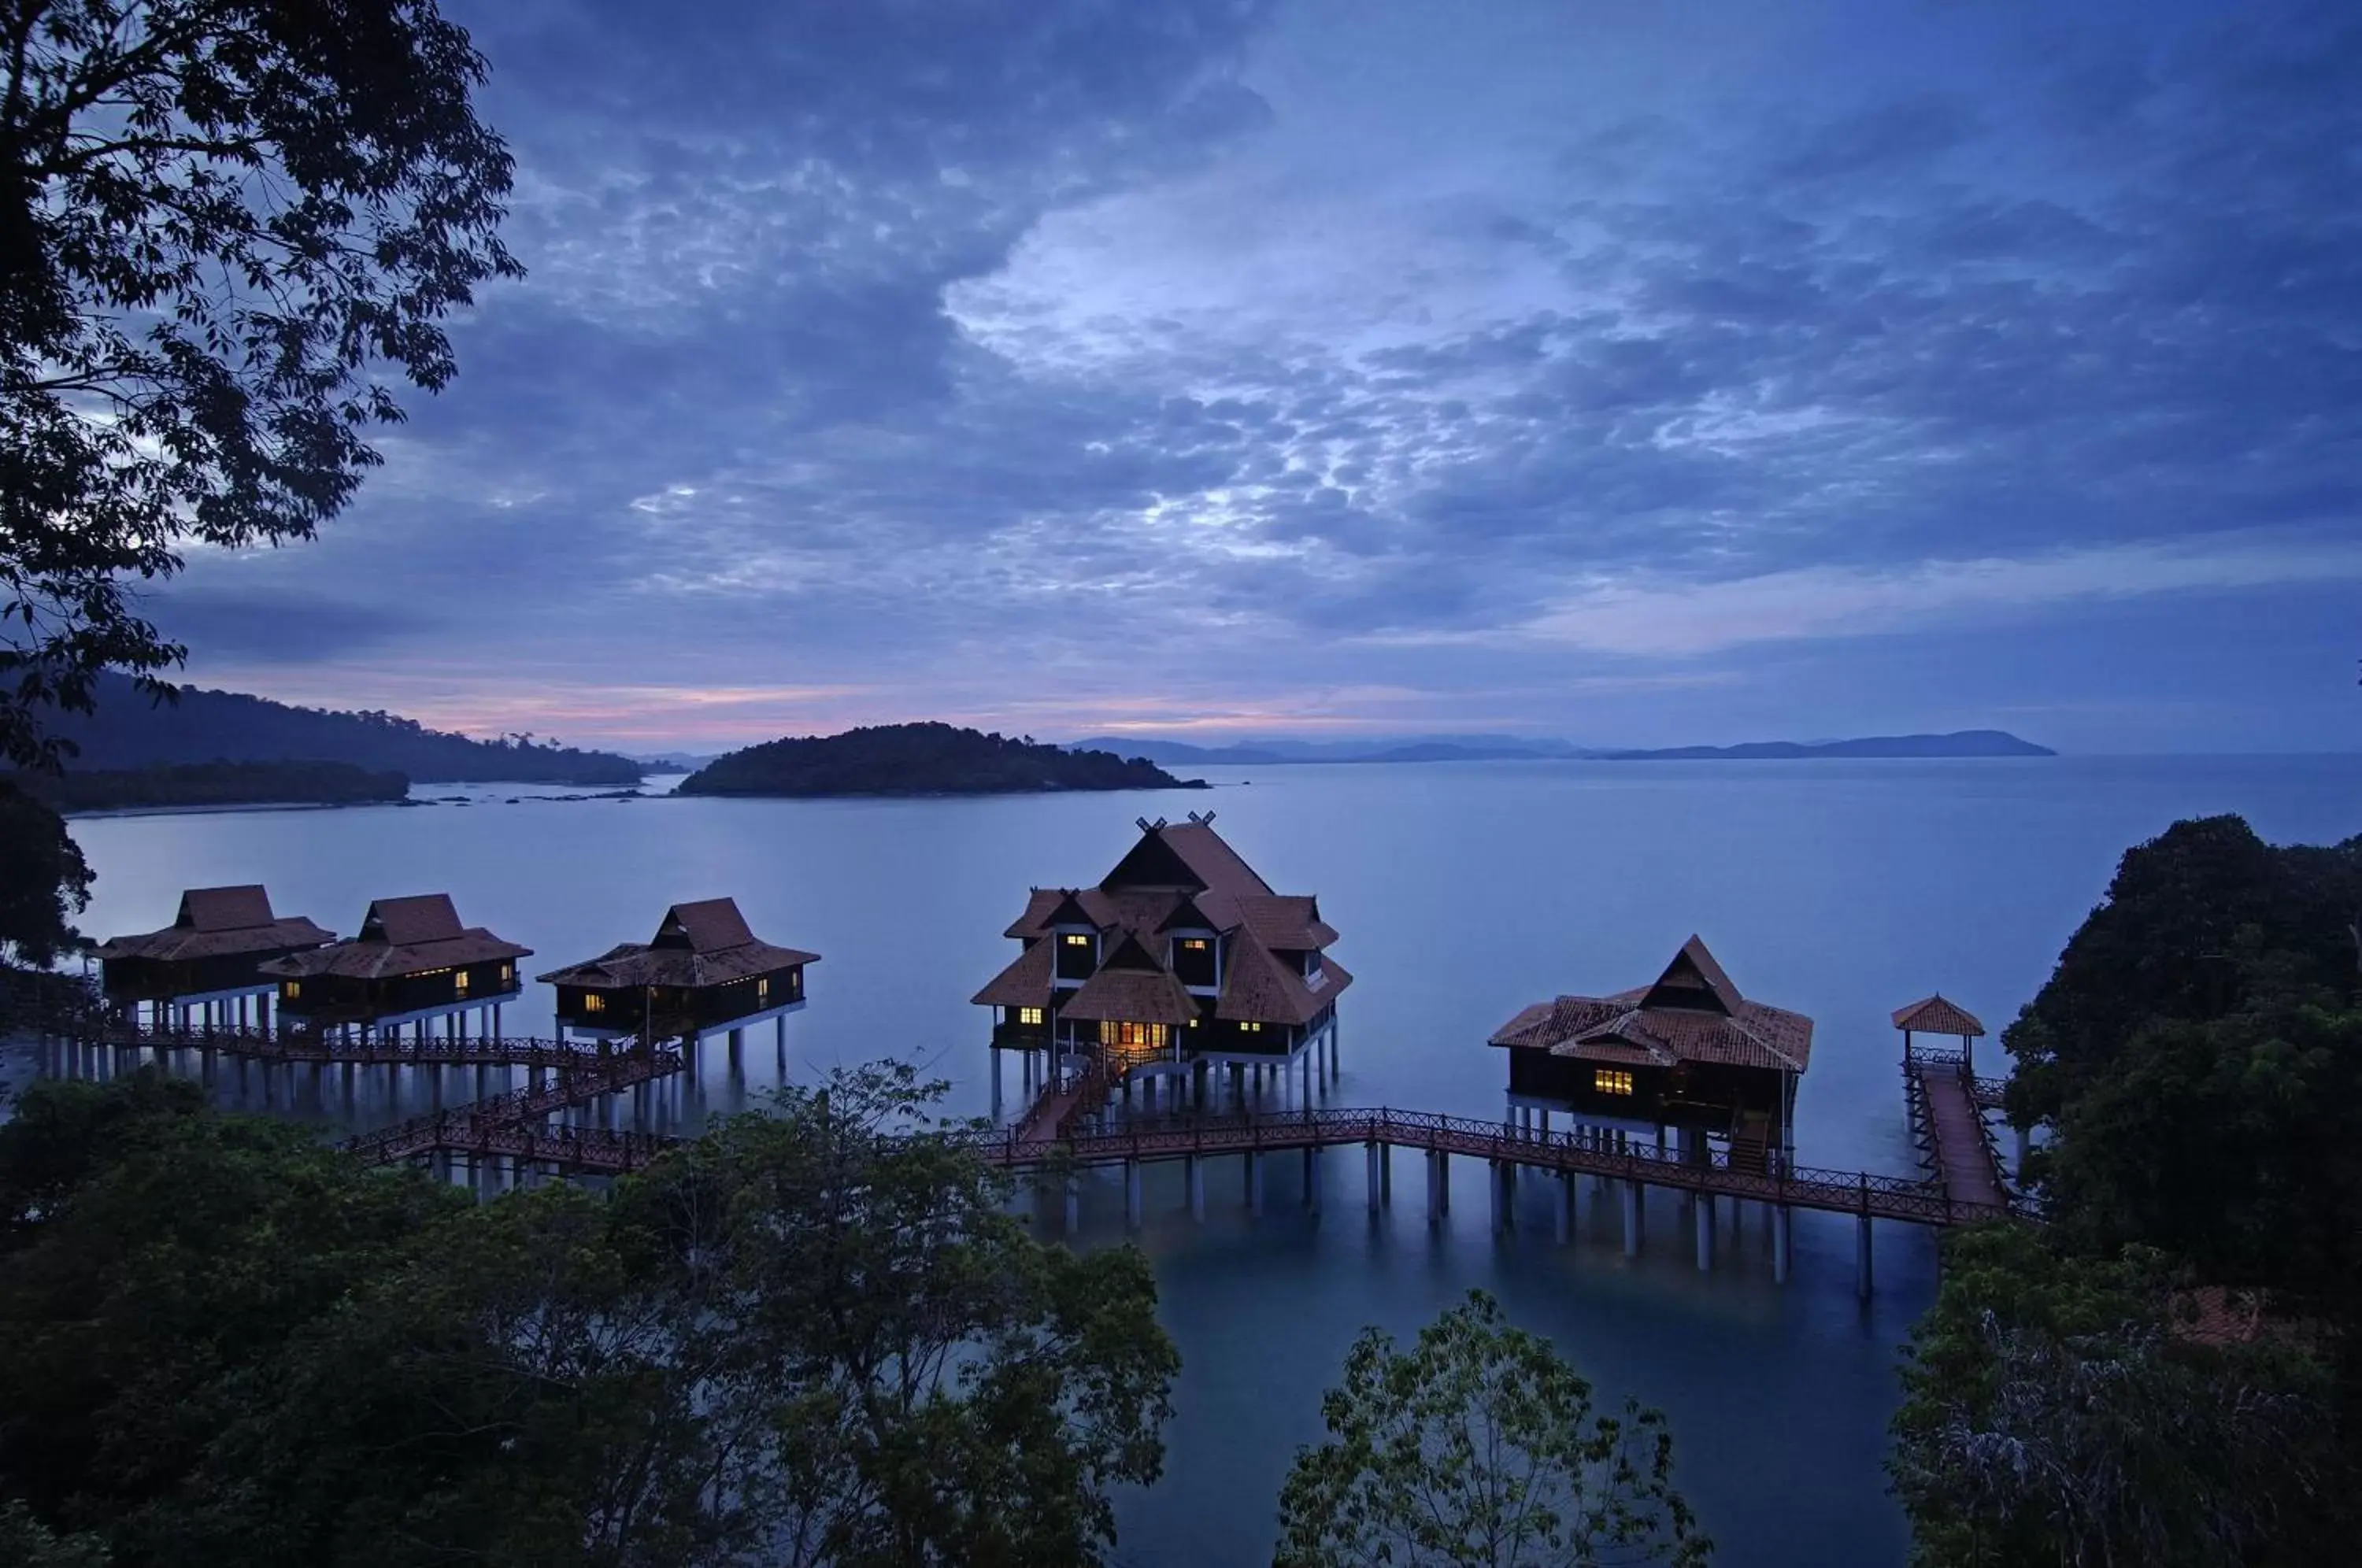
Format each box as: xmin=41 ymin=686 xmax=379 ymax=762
xmin=1098 ymin=1020 xmax=1170 ymax=1051
xmin=1180 ymin=938 xmax=1209 ymax=951
xmin=283 ymin=981 xmax=301 ymax=1000
xmin=583 ymin=993 xmax=605 ymax=1014
xmin=758 ymin=976 xmax=771 ymax=1002
xmin=454 ymin=969 xmax=471 ymax=997
xmin=1063 ymin=933 xmax=1090 ymax=947
xmin=1594 ymin=1068 xmax=1634 ymax=1096
xmin=1239 ymin=1020 xmax=1263 ymax=1034
xmin=499 ymin=963 xmax=513 ymax=983
xmin=1017 ymin=1006 xmax=1044 ymax=1025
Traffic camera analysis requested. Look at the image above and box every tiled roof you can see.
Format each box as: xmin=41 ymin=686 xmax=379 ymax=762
xmin=1060 ymin=964 xmax=1199 ymax=1025
xmin=94 ymin=885 xmax=334 ymax=964
xmin=261 ymin=894 xmax=531 ymax=982
xmin=1489 ymin=940 xmax=1815 ymax=1074
xmin=537 ymin=899 xmax=817 ymax=990
xmin=1892 ymin=994 xmax=1985 ymax=1037
xmin=972 ymin=936 xmax=1054 ymax=1008
xmin=981 ymin=815 xmax=1344 ymax=1029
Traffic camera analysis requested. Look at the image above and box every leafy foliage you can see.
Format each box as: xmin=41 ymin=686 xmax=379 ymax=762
xmin=0 ymin=0 xmax=520 ymax=767
xmin=0 ymin=1063 xmax=1179 ymax=1568
xmin=679 ymin=722 xmax=1202 ymax=797
xmin=0 ymin=776 xmax=91 ymax=963
xmin=1891 ymin=1227 xmax=2349 ymax=1568
xmin=1275 ymin=1290 xmax=1709 ymax=1567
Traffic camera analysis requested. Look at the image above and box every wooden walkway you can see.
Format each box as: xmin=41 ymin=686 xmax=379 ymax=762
xmin=1906 ymin=1052 xmax=2012 ymax=1213
xmin=22 ymin=1006 xmax=2020 ymax=1227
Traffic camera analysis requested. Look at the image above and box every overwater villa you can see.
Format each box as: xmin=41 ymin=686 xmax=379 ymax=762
xmin=94 ymin=885 xmax=334 ymax=1029
xmin=538 ymin=898 xmax=818 ymax=1050
xmin=260 ymin=893 xmax=531 ymax=1041
xmin=1489 ymin=936 xmax=1812 ymax=1171
xmin=974 ymin=812 xmax=1350 ymax=1104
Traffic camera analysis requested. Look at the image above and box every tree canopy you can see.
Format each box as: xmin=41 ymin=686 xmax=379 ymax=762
xmin=0 ymin=1063 xmax=1179 ymax=1568
xmin=0 ymin=776 xmax=89 ymax=963
xmin=0 ymin=0 xmax=520 ymax=767
xmin=1275 ymin=1290 xmax=1709 ymax=1568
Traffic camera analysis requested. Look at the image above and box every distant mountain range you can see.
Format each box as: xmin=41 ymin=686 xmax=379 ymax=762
xmin=1073 ymin=730 xmax=2054 ymax=764
xmin=31 ymin=674 xmax=644 ymax=785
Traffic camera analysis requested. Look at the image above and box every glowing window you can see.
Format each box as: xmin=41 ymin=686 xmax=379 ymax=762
xmin=1239 ymin=1020 xmax=1263 ymax=1034
xmin=454 ymin=969 xmax=471 ymax=997
xmin=499 ymin=963 xmax=513 ymax=983
xmin=1017 ymin=1006 xmax=1045 ymax=1025
xmin=1063 ymin=933 xmax=1090 ymax=947
xmin=1179 ymin=938 xmax=1209 ymax=951
xmin=1594 ymin=1068 xmax=1635 ymax=1096
xmin=1098 ymin=1020 xmax=1170 ymax=1051
xmin=283 ymin=981 xmax=301 ymax=1000
xmin=758 ymin=976 xmax=771 ymax=1002
xmin=583 ymin=993 xmax=605 ymax=1014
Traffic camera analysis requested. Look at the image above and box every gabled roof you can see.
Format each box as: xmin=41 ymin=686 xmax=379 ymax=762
xmin=983 ymin=813 xmax=1345 ymax=1028
xmin=537 ymin=898 xmax=817 ymax=990
xmin=1893 ymin=994 xmax=1986 ymax=1037
xmin=656 ymin=897 xmax=754 ymax=952
xmin=361 ymin=894 xmax=464 ymax=946
xmin=263 ymin=894 xmax=531 ymax=982
xmin=95 ymin=885 xmax=334 ymax=966
xmin=1060 ymin=963 xmax=1199 ymax=1026
xmin=1640 ymin=935 xmax=1743 ymax=1015
xmin=1489 ymin=940 xmax=1815 ymax=1074
xmin=180 ymin=886 xmax=275 ymax=932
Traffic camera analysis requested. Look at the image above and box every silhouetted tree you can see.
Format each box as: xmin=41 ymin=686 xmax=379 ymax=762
xmin=0 ymin=777 xmax=88 ymax=963
xmin=0 ymin=0 xmax=521 ymax=767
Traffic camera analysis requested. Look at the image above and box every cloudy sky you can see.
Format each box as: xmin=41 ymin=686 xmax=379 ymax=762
xmin=158 ymin=0 xmax=2359 ymax=753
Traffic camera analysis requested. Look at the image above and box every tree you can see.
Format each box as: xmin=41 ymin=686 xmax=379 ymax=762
xmin=0 ymin=776 xmax=90 ymax=963
xmin=0 ymin=0 xmax=521 ymax=767
xmin=1275 ymin=1290 xmax=1710 ymax=1568
xmin=1890 ymin=1226 xmax=2349 ymax=1568
xmin=0 ymin=1063 xmax=1180 ymax=1568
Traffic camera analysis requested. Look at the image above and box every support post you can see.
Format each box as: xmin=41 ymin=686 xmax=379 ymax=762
xmin=1490 ymin=1159 xmax=1511 ymax=1234
xmin=1064 ymin=1174 xmax=1081 ymax=1235
xmin=1188 ymin=1154 xmax=1205 ymax=1221
xmin=1554 ymin=1171 xmax=1572 ymax=1243
xmin=1857 ymin=1215 xmax=1875 ymax=1300
xmin=1366 ymin=1141 xmax=1383 ymax=1213
xmin=1694 ymin=1193 xmax=1713 ymax=1272
xmin=1304 ymin=1146 xmax=1321 ymax=1211
xmin=1247 ymin=1150 xmax=1264 ymax=1217
xmin=1124 ymin=1160 xmax=1143 ymax=1230
xmin=1427 ymin=1149 xmax=1447 ymax=1222
xmin=1621 ymin=1181 xmax=1642 ymax=1258
xmin=1773 ymin=1205 xmax=1792 ymax=1284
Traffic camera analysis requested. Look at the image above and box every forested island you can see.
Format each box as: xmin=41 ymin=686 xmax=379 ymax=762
xmin=46 ymin=675 xmax=642 ymax=785
xmin=11 ymin=760 xmax=409 ymax=814
xmin=677 ymin=722 xmax=1205 ymax=797
xmin=1607 ymin=730 xmax=2054 ymax=760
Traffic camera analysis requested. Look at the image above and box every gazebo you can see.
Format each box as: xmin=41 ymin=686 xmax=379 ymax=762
xmin=1893 ymin=994 xmax=1986 ymax=1076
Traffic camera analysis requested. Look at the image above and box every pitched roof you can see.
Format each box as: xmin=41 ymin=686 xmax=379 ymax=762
xmin=261 ymin=894 xmax=531 ymax=982
xmin=537 ymin=899 xmax=818 ymax=989
xmin=1059 ymin=963 xmax=1199 ymax=1025
xmin=180 ymin=886 xmax=275 ymax=931
xmin=1489 ymin=941 xmax=1815 ymax=1074
xmin=1892 ymin=994 xmax=1986 ymax=1037
xmin=981 ymin=814 xmax=1345 ymax=1029
xmin=972 ymin=935 xmax=1055 ymax=1008
xmin=94 ymin=885 xmax=334 ymax=965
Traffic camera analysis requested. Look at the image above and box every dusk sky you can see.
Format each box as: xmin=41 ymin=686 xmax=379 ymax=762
xmin=155 ymin=0 xmax=2358 ymax=755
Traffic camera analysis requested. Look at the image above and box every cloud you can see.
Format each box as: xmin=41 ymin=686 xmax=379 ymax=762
xmin=1512 ymin=534 xmax=2362 ymax=656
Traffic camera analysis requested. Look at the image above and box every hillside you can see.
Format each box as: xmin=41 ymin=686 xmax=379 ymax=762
xmin=46 ymin=674 xmax=642 ymax=784
xmin=14 ymin=760 xmax=409 ymax=814
xmin=678 ymin=723 xmax=1205 ymax=797
xmin=1605 ymin=730 xmax=2054 ymax=760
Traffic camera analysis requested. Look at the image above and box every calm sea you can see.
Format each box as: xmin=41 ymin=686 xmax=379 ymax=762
xmin=43 ymin=754 xmax=2362 ymax=1567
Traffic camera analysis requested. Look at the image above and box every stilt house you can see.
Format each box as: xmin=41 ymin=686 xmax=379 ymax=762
xmin=259 ymin=894 xmax=530 ymax=1035
xmin=94 ymin=886 xmax=333 ymax=1026
xmin=538 ymin=898 xmax=818 ymax=1045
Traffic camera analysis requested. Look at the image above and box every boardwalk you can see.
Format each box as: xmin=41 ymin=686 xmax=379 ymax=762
xmin=1907 ymin=1052 xmax=2012 ymax=1213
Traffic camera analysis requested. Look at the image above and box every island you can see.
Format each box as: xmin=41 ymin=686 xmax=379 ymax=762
xmin=11 ymin=760 xmax=411 ymax=814
xmin=676 ymin=723 xmax=1208 ymax=797
xmin=1603 ymin=730 xmax=2054 ymax=761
